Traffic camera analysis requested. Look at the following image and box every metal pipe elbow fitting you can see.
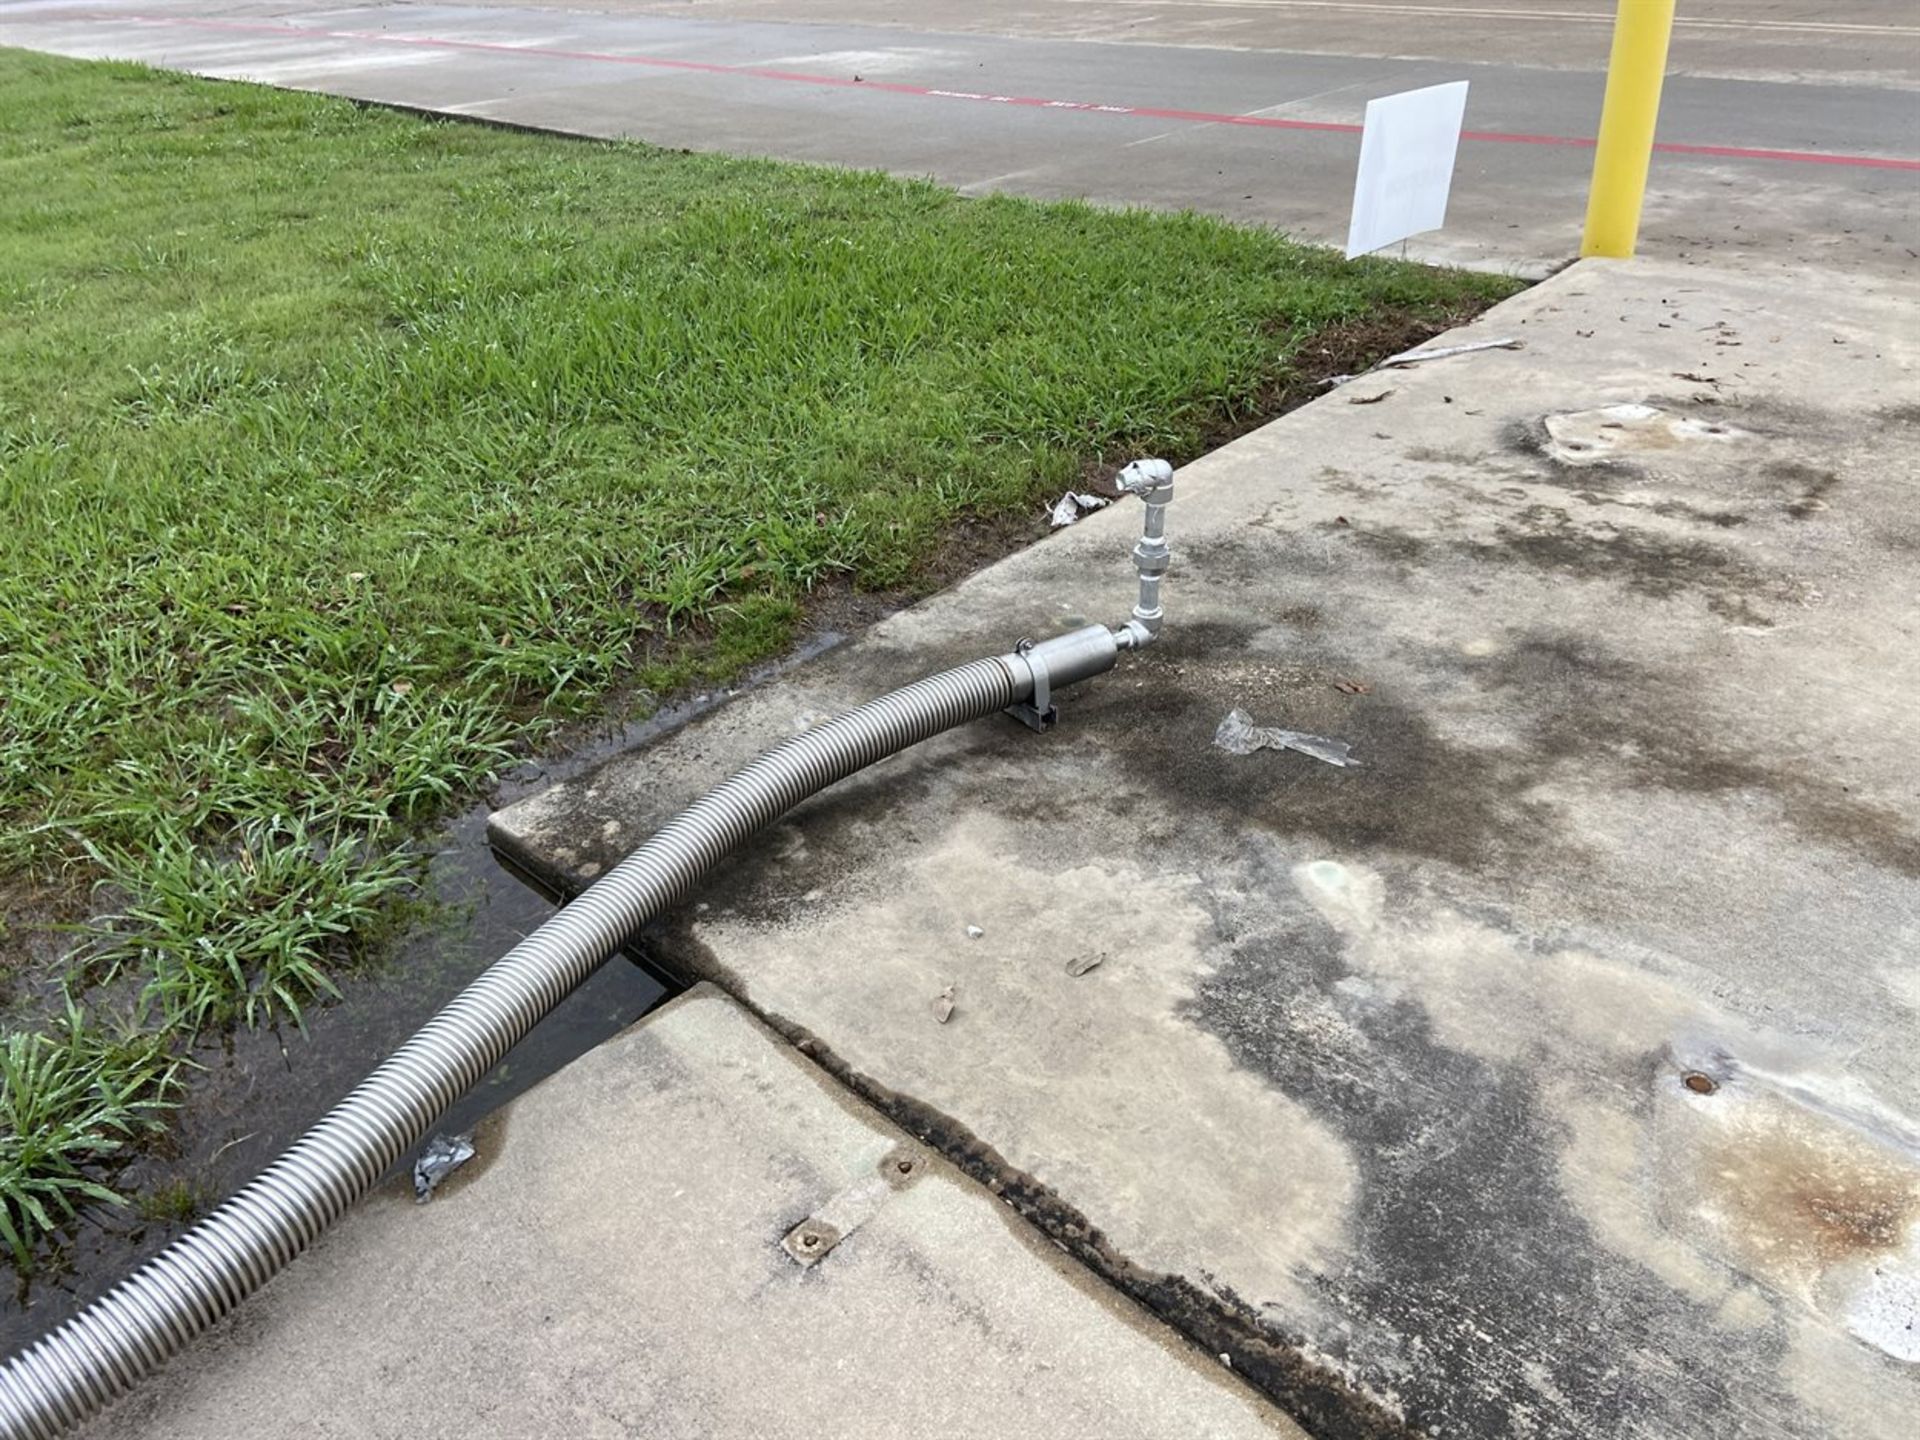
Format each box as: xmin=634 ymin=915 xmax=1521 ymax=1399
xmin=1114 ymin=459 xmax=1174 ymax=648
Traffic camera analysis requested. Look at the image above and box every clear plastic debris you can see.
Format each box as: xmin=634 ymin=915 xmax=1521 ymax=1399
xmin=1376 ymin=337 xmax=1523 ymax=369
xmin=1322 ymin=337 xmax=1521 ymax=388
xmin=965 ymin=925 xmax=984 ymax=939
xmin=1048 ymin=491 xmax=1111 ymax=528
xmin=1213 ymin=708 xmax=1359 ymax=768
xmin=413 ymin=1132 xmax=476 ymax=1202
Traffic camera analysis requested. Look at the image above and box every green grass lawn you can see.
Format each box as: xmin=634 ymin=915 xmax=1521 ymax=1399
xmin=0 ymin=47 xmax=1518 ymax=1266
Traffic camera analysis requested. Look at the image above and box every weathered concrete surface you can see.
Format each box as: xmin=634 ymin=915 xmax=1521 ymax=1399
xmin=80 ymin=985 xmax=1298 ymax=1439
xmin=4 ymin=0 xmax=1916 ymax=276
xmin=493 ymin=256 xmax=1920 ymax=1438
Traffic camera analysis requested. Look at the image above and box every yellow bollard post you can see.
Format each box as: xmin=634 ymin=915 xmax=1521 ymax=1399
xmin=1581 ymin=0 xmax=1678 ymax=258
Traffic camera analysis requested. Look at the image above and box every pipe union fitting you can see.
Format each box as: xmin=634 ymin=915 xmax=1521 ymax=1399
xmin=1131 ymin=543 xmax=1171 ymax=579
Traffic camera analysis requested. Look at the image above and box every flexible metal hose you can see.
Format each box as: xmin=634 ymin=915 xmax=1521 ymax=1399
xmin=0 ymin=656 xmax=1024 ymax=1439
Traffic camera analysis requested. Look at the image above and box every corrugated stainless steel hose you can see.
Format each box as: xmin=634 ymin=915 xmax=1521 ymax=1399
xmin=0 ymin=656 xmax=1030 ymax=1439
xmin=2 ymin=455 xmax=1174 ymax=1437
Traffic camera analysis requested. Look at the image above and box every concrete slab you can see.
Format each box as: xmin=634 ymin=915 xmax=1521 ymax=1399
xmin=3 ymin=1 xmax=1916 ymax=276
xmin=492 ymin=256 xmax=1920 ymax=1438
xmin=79 ymin=985 xmax=1299 ymax=1439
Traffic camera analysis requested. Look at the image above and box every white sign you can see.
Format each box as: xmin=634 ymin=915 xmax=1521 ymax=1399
xmin=1345 ymin=81 xmax=1469 ymax=259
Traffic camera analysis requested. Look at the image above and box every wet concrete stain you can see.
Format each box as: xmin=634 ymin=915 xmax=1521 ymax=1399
xmin=1181 ymin=883 xmax=1807 ymax=1440
xmin=1770 ymin=462 xmax=1842 ymax=520
xmin=574 ymin=601 xmax=1917 ymax=950
xmin=1525 ymin=517 xmax=1733 ymax=598
xmin=1479 ymin=634 xmax=1920 ymax=879
xmin=1471 ymin=515 xmax=1784 ymax=617
xmin=1499 ymin=415 xmax=1609 ymax=486
xmin=1646 ymin=498 xmax=1749 ymax=528
xmin=1075 ymin=625 xmax=1548 ymax=875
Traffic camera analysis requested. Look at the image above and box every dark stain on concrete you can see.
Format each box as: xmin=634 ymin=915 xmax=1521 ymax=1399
xmin=1084 ymin=615 xmax=1913 ymax=880
xmin=1181 ymin=888 xmax=1808 ymax=1440
xmin=590 ymin=604 xmax=1918 ymax=950
xmin=1646 ymin=498 xmax=1748 ymax=528
xmin=1768 ymin=462 xmax=1842 ymax=520
xmin=1317 ymin=499 xmax=1798 ymax=624
xmin=1069 ymin=621 xmax=1551 ymax=874
xmin=1481 ymin=518 xmax=1750 ymax=602
xmin=1479 ymin=634 xmax=1920 ymax=878
xmin=1332 ymin=523 xmax=1430 ymax=569
xmin=1402 ymin=444 xmax=1487 ymax=467
xmin=1500 ymin=415 xmax=1615 ymax=486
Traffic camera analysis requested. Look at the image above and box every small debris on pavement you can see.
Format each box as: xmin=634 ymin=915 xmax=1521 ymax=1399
xmin=1323 ymin=337 xmax=1521 ymax=390
xmin=1333 ymin=678 xmax=1371 ymax=694
xmin=965 ymin=924 xmax=984 ymax=939
xmin=1048 ymin=491 xmax=1111 ymax=528
xmin=1065 ymin=954 xmax=1105 ymax=978
xmin=1375 ymin=337 xmax=1522 ymax=369
xmin=1348 ymin=389 xmax=1394 ymax=405
xmin=413 ymin=1132 xmax=476 ymax=1202
xmin=1214 ymin=708 xmax=1359 ymax=768
xmin=932 ymin=985 xmax=956 ymax=1024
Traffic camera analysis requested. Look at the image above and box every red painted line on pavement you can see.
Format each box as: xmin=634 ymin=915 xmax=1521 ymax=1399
xmin=106 ymin=11 xmax=1920 ymax=172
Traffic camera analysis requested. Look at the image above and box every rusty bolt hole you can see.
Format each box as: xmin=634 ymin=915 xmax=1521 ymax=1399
xmin=1682 ymin=1071 xmax=1719 ymax=1095
xmin=799 ymin=1232 xmax=821 ymax=1250
xmin=895 ymin=1159 xmax=915 ymax=1176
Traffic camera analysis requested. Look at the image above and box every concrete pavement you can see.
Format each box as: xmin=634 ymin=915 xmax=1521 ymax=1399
xmin=80 ymin=986 xmax=1302 ymax=1439
xmin=494 ymin=255 xmax=1920 ymax=1438
xmin=2 ymin=0 xmax=1915 ymax=274
xmin=530 ymin=1 xmax=1920 ymax=89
